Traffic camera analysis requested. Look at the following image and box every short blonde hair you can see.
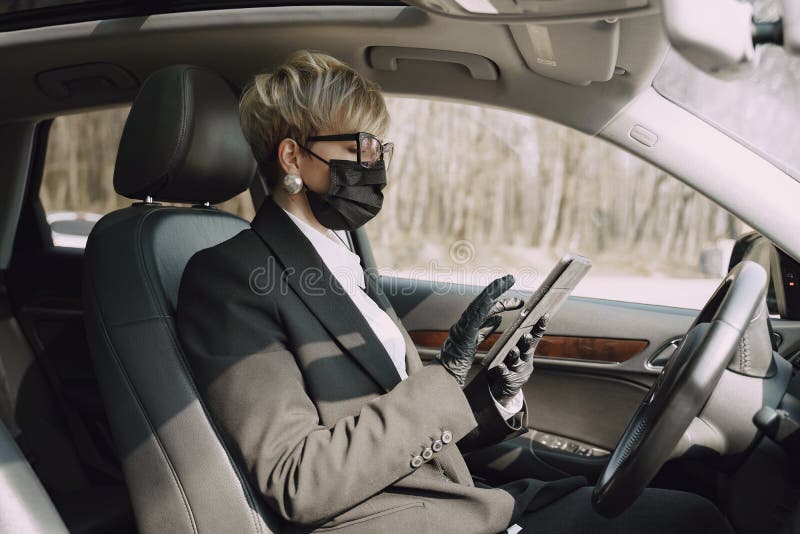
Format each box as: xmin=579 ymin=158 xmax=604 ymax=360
xmin=239 ymin=50 xmax=390 ymax=189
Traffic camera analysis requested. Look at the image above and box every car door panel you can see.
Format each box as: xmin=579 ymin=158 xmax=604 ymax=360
xmin=7 ymin=246 xmax=124 ymax=483
xmin=516 ymin=370 xmax=649 ymax=450
xmin=380 ymin=272 xmax=800 ymax=485
xmin=380 ymin=276 xmax=698 ymax=448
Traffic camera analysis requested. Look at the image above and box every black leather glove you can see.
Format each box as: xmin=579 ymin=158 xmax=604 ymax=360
xmin=436 ymin=274 xmax=523 ymax=387
xmin=488 ymin=314 xmax=548 ymax=408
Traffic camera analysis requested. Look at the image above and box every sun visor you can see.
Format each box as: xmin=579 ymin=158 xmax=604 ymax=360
xmin=510 ymin=19 xmax=620 ymax=86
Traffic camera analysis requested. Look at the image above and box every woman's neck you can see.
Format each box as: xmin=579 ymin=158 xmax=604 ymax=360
xmin=271 ymin=186 xmax=331 ymax=235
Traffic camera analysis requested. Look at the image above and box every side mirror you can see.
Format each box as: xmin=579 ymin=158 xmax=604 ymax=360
xmin=661 ymin=0 xmax=756 ymax=77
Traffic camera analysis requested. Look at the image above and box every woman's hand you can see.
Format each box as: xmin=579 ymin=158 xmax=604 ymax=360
xmin=435 ymin=274 xmax=523 ymax=386
xmin=488 ymin=315 xmax=548 ymax=408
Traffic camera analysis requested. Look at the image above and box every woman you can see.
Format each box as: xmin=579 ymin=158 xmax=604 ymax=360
xmin=175 ymin=50 xmax=732 ymax=533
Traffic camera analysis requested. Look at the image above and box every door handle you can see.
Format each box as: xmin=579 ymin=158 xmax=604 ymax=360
xmin=367 ymin=46 xmax=499 ymax=80
xmin=647 ymin=337 xmax=683 ymax=369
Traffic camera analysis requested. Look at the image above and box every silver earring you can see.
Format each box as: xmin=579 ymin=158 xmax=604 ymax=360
xmin=282 ymin=173 xmax=303 ymax=195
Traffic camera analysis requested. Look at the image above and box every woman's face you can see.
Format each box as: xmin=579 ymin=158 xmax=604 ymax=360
xmin=296 ymin=129 xmax=359 ymax=194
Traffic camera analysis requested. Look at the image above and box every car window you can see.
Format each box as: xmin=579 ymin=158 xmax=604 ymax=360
xmin=365 ymin=97 xmax=751 ymax=309
xmin=39 ymin=106 xmax=255 ymax=248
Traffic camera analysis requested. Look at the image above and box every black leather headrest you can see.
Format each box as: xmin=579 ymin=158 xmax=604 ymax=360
xmin=114 ymin=65 xmax=256 ymax=204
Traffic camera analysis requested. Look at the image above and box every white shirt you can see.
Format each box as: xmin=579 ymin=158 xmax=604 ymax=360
xmin=281 ymin=207 xmax=523 ymax=420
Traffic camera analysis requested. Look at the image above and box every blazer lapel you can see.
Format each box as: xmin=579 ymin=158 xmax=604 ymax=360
xmin=362 ymin=270 xmax=425 ymax=376
xmin=250 ymin=196 xmax=402 ymax=392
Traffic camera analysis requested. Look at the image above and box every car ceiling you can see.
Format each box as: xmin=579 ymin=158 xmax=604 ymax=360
xmin=0 ymin=4 xmax=669 ymax=135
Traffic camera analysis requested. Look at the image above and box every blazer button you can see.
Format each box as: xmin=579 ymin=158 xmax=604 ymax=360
xmin=410 ymin=455 xmax=424 ymax=468
xmin=422 ymin=447 xmax=433 ymax=460
xmin=442 ymin=430 xmax=453 ymax=444
xmin=432 ymin=439 xmax=443 ymax=452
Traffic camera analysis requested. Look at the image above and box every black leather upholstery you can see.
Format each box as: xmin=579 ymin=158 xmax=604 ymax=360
xmin=83 ymin=65 xmax=281 ymax=533
xmin=113 ymin=65 xmax=256 ymax=204
xmin=0 ymin=420 xmax=68 ymax=534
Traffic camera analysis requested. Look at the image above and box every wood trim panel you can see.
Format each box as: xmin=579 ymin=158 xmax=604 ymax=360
xmin=409 ymin=330 xmax=648 ymax=364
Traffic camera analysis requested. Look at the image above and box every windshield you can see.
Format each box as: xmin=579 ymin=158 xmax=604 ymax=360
xmin=653 ymin=1 xmax=800 ymax=182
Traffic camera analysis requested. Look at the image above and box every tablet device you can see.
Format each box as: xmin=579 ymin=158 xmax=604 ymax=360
xmin=483 ymin=254 xmax=592 ymax=369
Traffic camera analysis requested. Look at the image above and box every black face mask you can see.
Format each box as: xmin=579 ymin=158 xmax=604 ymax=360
xmin=305 ymin=159 xmax=387 ymax=230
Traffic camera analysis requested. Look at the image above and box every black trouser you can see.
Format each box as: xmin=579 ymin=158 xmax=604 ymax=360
xmin=514 ymin=486 xmax=733 ymax=534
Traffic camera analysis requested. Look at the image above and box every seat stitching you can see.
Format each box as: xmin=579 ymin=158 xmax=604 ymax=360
xmin=155 ymin=69 xmax=192 ymax=198
xmin=135 ymin=207 xmax=265 ymax=534
xmin=85 ymin=260 xmax=198 ymax=534
xmin=107 ymin=315 xmax=171 ymax=327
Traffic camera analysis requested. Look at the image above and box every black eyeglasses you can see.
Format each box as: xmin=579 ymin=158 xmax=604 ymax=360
xmin=303 ymin=132 xmax=394 ymax=170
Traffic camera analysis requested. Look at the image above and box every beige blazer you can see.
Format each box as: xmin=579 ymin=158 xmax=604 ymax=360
xmin=176 ymin=196 xmax=585 ymax=534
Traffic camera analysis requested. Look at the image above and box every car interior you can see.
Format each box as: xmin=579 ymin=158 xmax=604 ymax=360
xmin=2 ymin=1 xmax=800 ymax=533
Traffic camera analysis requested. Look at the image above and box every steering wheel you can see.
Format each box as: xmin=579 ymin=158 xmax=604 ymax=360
xmin=591 ymin=260 xmax=768 ymax=517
